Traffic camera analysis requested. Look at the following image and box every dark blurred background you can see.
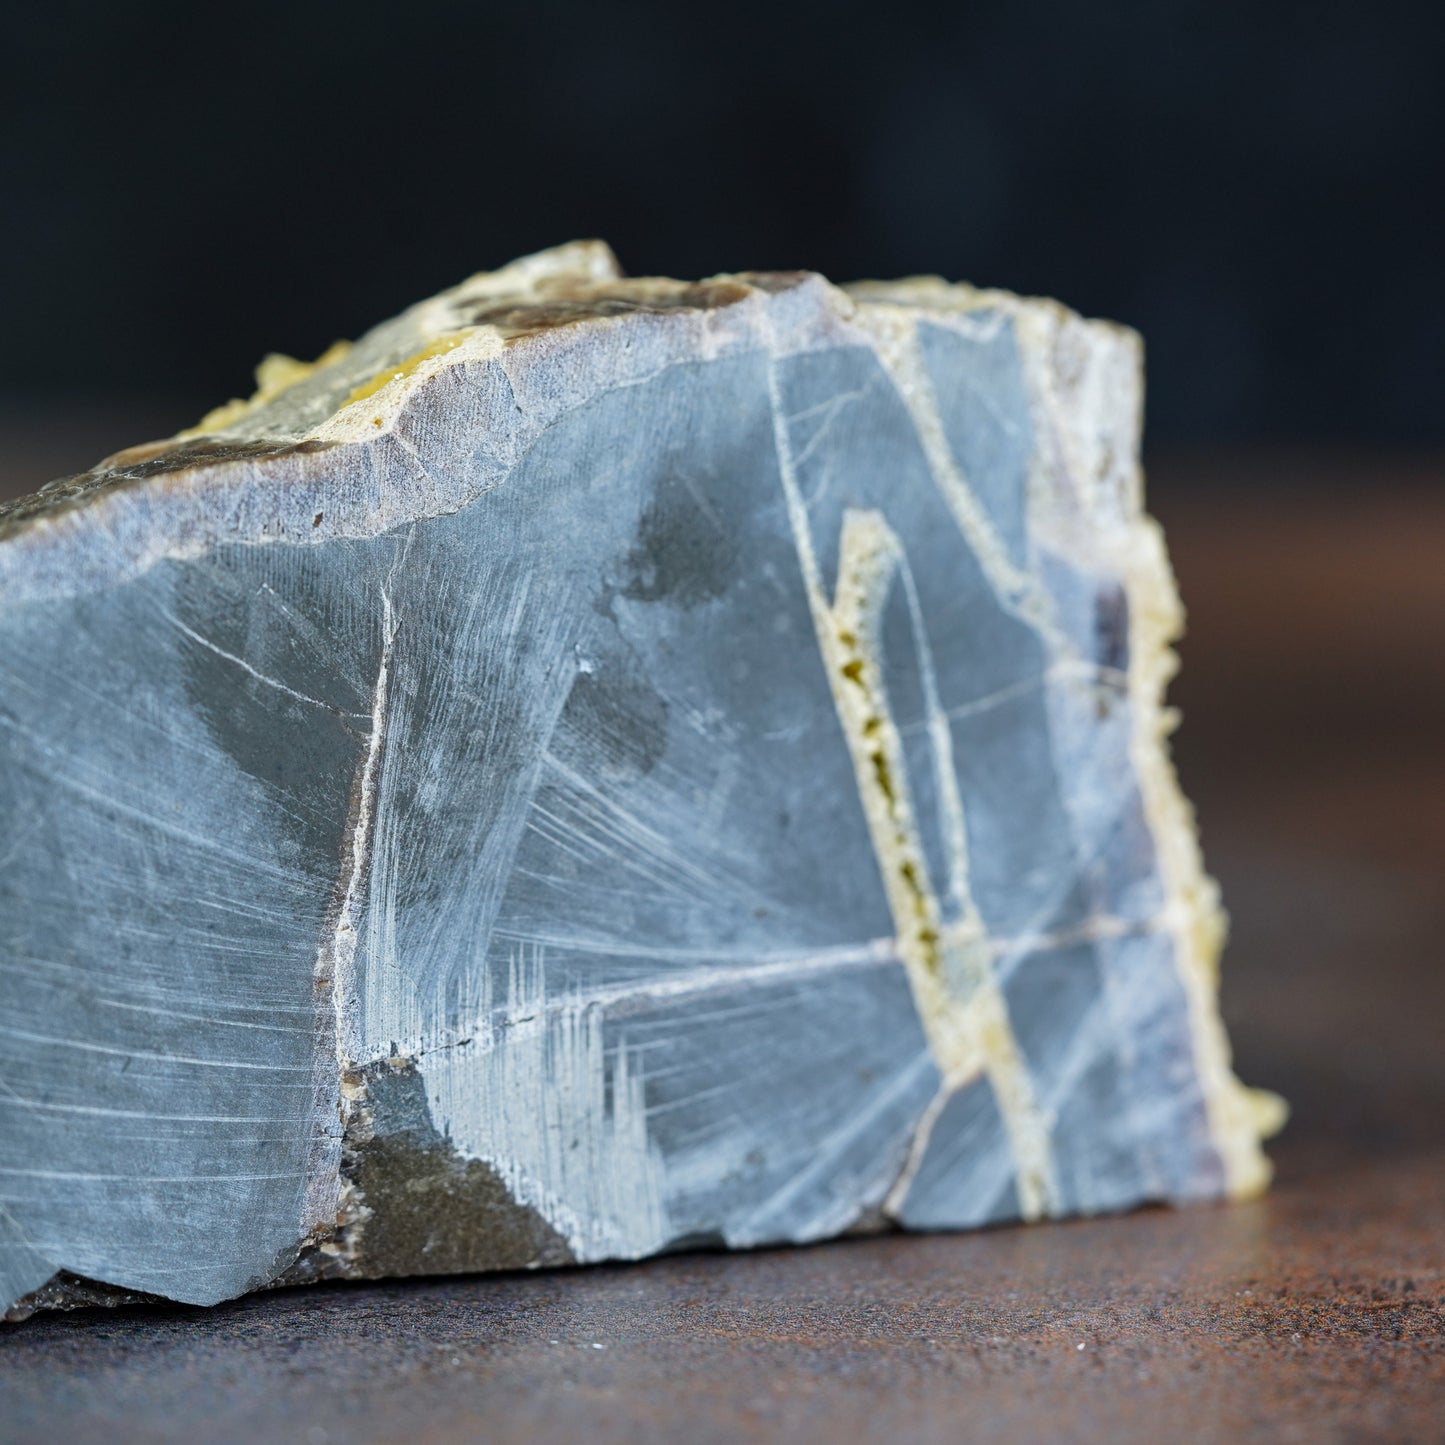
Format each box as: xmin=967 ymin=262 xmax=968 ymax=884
xmin=1 ymin=0 xmax=1443 ymax=480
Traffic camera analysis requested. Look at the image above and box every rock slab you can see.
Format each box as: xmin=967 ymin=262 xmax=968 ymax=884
xmin=0 ymin=243 xmax=1279 ymax=1317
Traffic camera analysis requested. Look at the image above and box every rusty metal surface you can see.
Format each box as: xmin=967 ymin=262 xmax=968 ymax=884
xmin=1 ymin=452 xmax=1442 ymax=1443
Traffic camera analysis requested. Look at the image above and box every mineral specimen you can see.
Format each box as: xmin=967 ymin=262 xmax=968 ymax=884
xmin=0 ymin=243 xmax=1282 ymax=1319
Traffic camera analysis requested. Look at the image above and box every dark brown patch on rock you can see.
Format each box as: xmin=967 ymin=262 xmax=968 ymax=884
xmin=460 ymin=277 xmax=757 ymax=339
xmin=346 ymin=1060 xmax=574 ymax=1279
xmin=622 ymin=469 xmax=740 ymax=612
xmin=3 ymin=1271 xmax=166 ymax=1324
xmin=735 ymin=270 xmax=813 ymax=295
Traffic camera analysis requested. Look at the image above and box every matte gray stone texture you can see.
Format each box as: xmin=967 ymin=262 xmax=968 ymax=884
xmin=0 ymin=243 xmax=1277 ymax=1318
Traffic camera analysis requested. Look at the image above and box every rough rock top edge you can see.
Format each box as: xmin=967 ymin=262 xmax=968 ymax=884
xmin=0 ymin=240 xmax=1137 ymax=567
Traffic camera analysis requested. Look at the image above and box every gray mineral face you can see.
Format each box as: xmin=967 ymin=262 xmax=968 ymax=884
xmin=0 ymin=243 xmax=1281 ymax=1319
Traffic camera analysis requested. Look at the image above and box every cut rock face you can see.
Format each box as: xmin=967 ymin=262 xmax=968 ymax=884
xmin=0 ymin=243 xmax=1281 ymax=1318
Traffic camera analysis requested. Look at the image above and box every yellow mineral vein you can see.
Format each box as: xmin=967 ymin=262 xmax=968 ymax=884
xmin=967 ymin=285 xmax=1285 ymax=1197
xmin=767 ymin=362 xmax=1059 ymax=1220
xmin=844 ymin=305 xmax=1071 ymax=658
xmin=860 ymin=292 xmax=1282 ymax=1198
xmin=340 ymin=330 xmax=476 ymax=409
xmin=1116 ymin=515 xmax=1286 ymax=1196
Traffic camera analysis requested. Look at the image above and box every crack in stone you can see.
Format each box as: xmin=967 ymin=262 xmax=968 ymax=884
xmin=304 ymin=578 xmax=398 ymax=1261
xmin=766 ymin=348 xmax=1060 ymax=1223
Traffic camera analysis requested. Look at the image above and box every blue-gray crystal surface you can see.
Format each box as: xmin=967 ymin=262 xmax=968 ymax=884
xmin=0 ymin=243 xmax=1279 ymax=1318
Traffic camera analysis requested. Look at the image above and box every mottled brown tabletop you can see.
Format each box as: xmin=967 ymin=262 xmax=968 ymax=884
xmin=1 ymin=439 xmax=1442 ymax=1443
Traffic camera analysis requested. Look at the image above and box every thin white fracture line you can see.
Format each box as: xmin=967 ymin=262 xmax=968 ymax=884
xmin=883 ymin=1074 xmax=958 ymax=1216
xmin=860 ymin=311 xmax=1070 ymax=654
xmin=0 ymin=1096 xmax=283 ymax=1123
xmin=0 ymin=1168 xmax=298 ymax=1182
xmin=485 ymin=932 xmax=897 ymax=969
xmin=476 ymin=939 xmax=902 ymax=1030
xmin=924 ymin=660 xmax=1127 ymax=727
xmin=785 ymin=386 xmax=871 ymax=427
xmin=320 ymin=581 xmax=396 ymax=1060
xmin=300 ymin=575 xmax=398 ymax=1238
xmin=742 ymin=1047 xmax=938 ymax=1234
xmin=988 ymin=909 xmax=1174 ymax=964
xmin=94 ymin=998 xmax=310 ymax=1031
xmin=674 ymin=470 xmax=726 ymax=533
xmin=764 ymin=341 xmax=1059 ymax=1220
xmin=0 ymin=1025 xmax=312 ymax=1072
xmin=163 ymin=611 xmax=360 ymax=716
xmin=789 ymin=386 xmax=872 ymax=471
